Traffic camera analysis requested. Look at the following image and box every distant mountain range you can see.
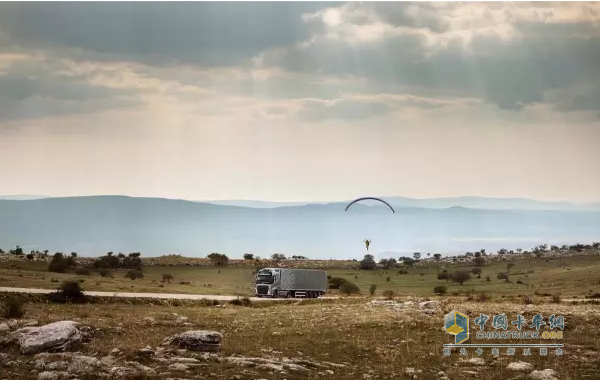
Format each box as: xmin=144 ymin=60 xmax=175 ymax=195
xmin=1 ymin=195 xmax=598 ymax=259
xmin=204 ymin=196 xmax=600 ymax=211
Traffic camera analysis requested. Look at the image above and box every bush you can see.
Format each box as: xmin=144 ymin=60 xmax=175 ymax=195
xmin=369 ymin=284 xmax=377 ymax=296
xmin=98 ymin=268 xmax=111 ymax=277
xmin=433 ymin=285 xmax=447 ymax=296
xmin=125 ymin=270 xmax=144 ymax=280
xmin=75 ymin=268 xmax=91 ymax=276
xmin=551 ymin=293 xmax=561 ymax=304
xmin=339 ymin=281 xmax=360 ymax=295
xmin=162 ymin=273 xmax=174 ymax=283
xmin=471 ymin=267 xmax=482 ymax=278
xmin=230 ymin=296 xmax=252 ymax=307
xmin=453 ymin=270 xmax=471 ymax=285
xmin=328 ymin=277 xmax=349 ymax=289
xmin=48 ymin=252 xmax=76 ymax=273
xmin=2 ymin=295 xmax=26 ymax=318
xmin=485 ymin=276 xmax=491 ymax=282
xmin=497 ymin=272 xmax=509 ymax=282
xmin=523 ymin=295 xmax=534 ymax=305
xmin=48 ymin=281 xmax=88 ymax=304
xmin=477 ymin=292 xmax=491 ymax=302
xmin=359 ymin=254 xmax=377 ymax=270
xmin=398 ymin=270 xmax=408 ymax=275
xmin=382 ymin=289 xmax=396 ymax=299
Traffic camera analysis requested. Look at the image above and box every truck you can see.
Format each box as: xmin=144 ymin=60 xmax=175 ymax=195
xmin=254 ymin=268 xmax=328 ymax=298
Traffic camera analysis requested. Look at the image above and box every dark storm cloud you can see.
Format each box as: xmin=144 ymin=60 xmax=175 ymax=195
xmin=0 ymin=2 xmax=337 ymax=67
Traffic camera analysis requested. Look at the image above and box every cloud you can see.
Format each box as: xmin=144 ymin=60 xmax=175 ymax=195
xmin=257 ymin=2 xmax=600 ymax=112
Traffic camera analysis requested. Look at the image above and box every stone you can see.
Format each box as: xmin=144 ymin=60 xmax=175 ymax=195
xmin=143 ymin=317 xmax=156 ymax=325
xmin=418 ymin=301 xmax=441 ymax=309
xmin=38 ymin=372 xmax=59 ymax=380
xmin=462 ymin=358 xmax=485 ymax=366
xmin=67 ymin=355 xmax=103 ymax=374
xmin=10 ymin=321 xmax=82 ymax=355
xmin=530 ymin=369 xmax=559 ymax=380
xmin=0 ymin=323 xmax=9 ymax=332
xmin=168 ymin=363 xmax=189 ymax=371
xmin=161 ymin=330 xmax=222 ymax=352
xmin=507 ymin=361 xmax=533 ymax=372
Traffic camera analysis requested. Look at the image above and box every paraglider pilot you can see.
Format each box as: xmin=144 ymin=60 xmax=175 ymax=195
xmin=364 ymin=239 xmax=371 ymax=251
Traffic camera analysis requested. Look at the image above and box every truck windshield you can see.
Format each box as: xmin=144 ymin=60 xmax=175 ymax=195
xmin=256 ymin=270 xmax=274 ymax=284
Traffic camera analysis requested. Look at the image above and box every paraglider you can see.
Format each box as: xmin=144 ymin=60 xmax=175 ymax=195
xmin=345 ymin=197 xmax=395 ymax=213
xmin=364 ymin=239 xmax=371 ymax=251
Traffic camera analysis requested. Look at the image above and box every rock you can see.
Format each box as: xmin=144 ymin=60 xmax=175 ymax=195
xmin=67 ymin=355 xmax=103 ymax=374
xmin=0 ymin=323 xmax=9 ymax=332
xmin=405 ymin=368 xmax=416 ymax=375
xmin=168 ymin=363 xmax=189 ymax=371
xmin=161 ymin=331 xmax=222 ymax=352
xmin=143 ymin=317 xmax=156 ymax=325
xmin=462 ymin=358 xmax=485 ymax=366
xmin=101 ymin=356 xmax=117 ymax=366
xmin=38 ymin=372 xmax=59 ymax=380
xmin=530 ymin=369 xmax=559 ymax=380
xmin=137 ymin=346 xmax=155 ymax=357
xmin=110 ymin=348 xmax=120 ymax=355
xmin=175 ymin=316 xmax=189 ymax=324
xmin=325 ymin=369 xmax=334 ymax=375
xmin=507 ymin=361 xmax=533 ymax=372
xmin=9 ymin=321 xmax=83 ymax=355
xmin=418 ymin=301 xmax=441 ymax=309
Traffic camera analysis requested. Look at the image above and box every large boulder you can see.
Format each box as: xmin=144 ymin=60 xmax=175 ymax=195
xmin=161 ymin=330 xmax=222 ymax=352
xmin=8 ymin=321 xmax=82 ymax=355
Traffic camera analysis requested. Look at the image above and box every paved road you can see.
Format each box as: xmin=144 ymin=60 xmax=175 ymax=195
xmin=0 ymin=286 xmax=336 ymax=302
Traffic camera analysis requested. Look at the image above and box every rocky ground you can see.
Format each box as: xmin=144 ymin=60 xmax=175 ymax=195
xmin=1 ymin=297 xmax=599 ymax=380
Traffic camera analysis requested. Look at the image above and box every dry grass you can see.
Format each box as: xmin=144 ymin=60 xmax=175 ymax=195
xmin=1 ymin=297 xmax=599 ymax=380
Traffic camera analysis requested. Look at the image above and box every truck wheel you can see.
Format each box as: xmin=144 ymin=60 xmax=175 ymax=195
xmin=272 ymin=291 xmax=277 ymax=298
xmin=286 ymin=291 xmax=292 ymax=298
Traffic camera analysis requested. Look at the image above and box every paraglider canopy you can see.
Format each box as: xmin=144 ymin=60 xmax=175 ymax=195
xmin=345 ymin=197 xmax=395 ymax=213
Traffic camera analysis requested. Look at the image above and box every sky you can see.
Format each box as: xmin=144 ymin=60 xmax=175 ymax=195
xmin=1 ymin=2 xmax=599 ymax=203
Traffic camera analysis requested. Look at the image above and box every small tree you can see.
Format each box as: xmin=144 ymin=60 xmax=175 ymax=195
xmin=473 ymin=257 xmax=486 ymax=266
xmin=271 ymin=253 xmax=286 ymax=263
xmin=369 ymin=284 xmax=377 ymax=296
xmin=26 ymin=253 xmax=35 ymax=261
xmin=243 ymin=253 xmax=254 ymax=260
xmin=379 ymin=258 xmax=397 ymax=269
xmin=453 ymin=270 xmax=471 ymax=285
xmin=339 ymin=281 xmax=360 ymax=295
xmin=433 ymin=253 xmax=442 ymax=262
xmin=48 ymin=281 xmax=87 ymax=304
xmin=2 ymin=295 xmax=26 ymax=318
xmin=162 ymin=273 xmax=174 ymax=283
xmin=413 ymin=252 xmax=421 ymax=261
xmin=359 ymin=254 xmax=377 ymax=270
xmin=382 ymin=289 xmax=396 ymax=299
xmin=207 ymin=253 xmax=229 ymax=266
xmin=433 ymin=285 xmax=447 ymax=296
xmin=471 ymin=267 xmax=482 ymax=278
xmin=125 ymin=270 xmax=144 ymax=280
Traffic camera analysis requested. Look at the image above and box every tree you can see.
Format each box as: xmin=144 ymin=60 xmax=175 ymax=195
xmin=162 ymin=273 xmax=174 ymax=283
xmin=471 ymin=267 xmax=482 ymax=278
xmin=433 ymin=285 xmax=447 ymax=296
xmin=413 ymin=252 xmax=421 ymax=261
xmin=271 ymin=253 xmax=286 ymax=263
xmin=426 ymin=253 xmax=430 ymax=257
xmin=433 ymin=253 xmax=442 ymax=262
xmin=70 ymin=252 xmax=78 ymax=258
xmin=497 ymin=248 xmax=508 ymax=255
xmin=339 ymin=281 xmax=360 ymax=295
xmin=473 ymin=257 xmax=486 ymax=266
xmin=474 ymin=251 xmax=481 ymax=258
xmin=359 ymin=254 xmax=377 ymax=270
xmin=480 ymin=249 xmax=486 ymax=256
xmin=452 ymin=270 xmax=471 ymax=285
xmin=379 ymin=258 xmax=397 ymax=269
xmin=26 ymin=253 xmax=35 ymax=261
xmin=243 ymin=253 xmax=254 ymax=260
xmin=48 ymin=252 xmax=76 ymax=273
xmin=207 ymin=253 xmax=229 ymax=266
xmin=497 ymin=272 xmax=509 ymax=282
xmin=11 ymin=246 xmax=24 ymax=255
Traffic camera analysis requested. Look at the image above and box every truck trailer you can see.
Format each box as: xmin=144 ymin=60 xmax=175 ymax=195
xmin=255 ymin=268 xmax=328 ymax=298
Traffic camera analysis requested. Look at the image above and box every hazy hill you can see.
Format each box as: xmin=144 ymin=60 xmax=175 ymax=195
xmin=1 ymin=196 xmax=599 ymax=259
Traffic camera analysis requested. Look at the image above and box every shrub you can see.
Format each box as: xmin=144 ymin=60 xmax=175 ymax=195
xmin=385 ymin=276 xmax=391 ymax=282
xmin=125 ymin=270 xmax=144 ymax=280
xmin=497 ymin=272 xmax=509 ymax=282
xmin=523 ymin=295 xmax=534 ymax=305
xmin=48 ymin=281 xmax=88 ymax=304
xmin=339 ymin=281 xmax=360 ymax=295
xmin=398 ymin=270 xmax=408 ymax=274
xmin=359 ymin=254 xmax=377 ymax=270
xmin=382 ymin=289 xmax=396 ymax=299
xmin=75 ymin=268 xmax=91 ymax=276
xmin=472 ymin=257 xmax=486 ymax=266
xmin=48 ymin=252 xmax=76 ymax=273
xmin=551 ymin=293 xmax=561 ymax=304
xmin=2 ymin=295 xmax=26 ymax=318
xmin=26 ymin=253 xmax=35 ymax=261
xmin=471 ymin=267 xmax=482 ymax=278
xmin=328 ymin=277 xmax=349 ymax=289
xmin=230 ymin=296 xmax=252 ymax=307
xmin=433 ymin=285 xmax=447 ymax=296
xmin=437 ymin=272 xmax=450 ymax=280
xmin=162 ymin=273 xmax=174 ymax=283
xmin=477 ymin=292 xmax=491 ymax=302
xmin=98 ymin=269 xmax=111 ymax=277
xmin=486 ymin=276 xmax=491 ymax=282
xmin=453 ymin=270 xmax=471 ymax=285
xmin=369 ymin=284 xmax=377 ymax=296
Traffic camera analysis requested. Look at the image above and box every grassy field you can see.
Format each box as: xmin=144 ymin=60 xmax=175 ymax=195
xmin=2 ymin=254 xmax=600 ymax=298
xmin=1 ymin=297 xmax=598 ymax=380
